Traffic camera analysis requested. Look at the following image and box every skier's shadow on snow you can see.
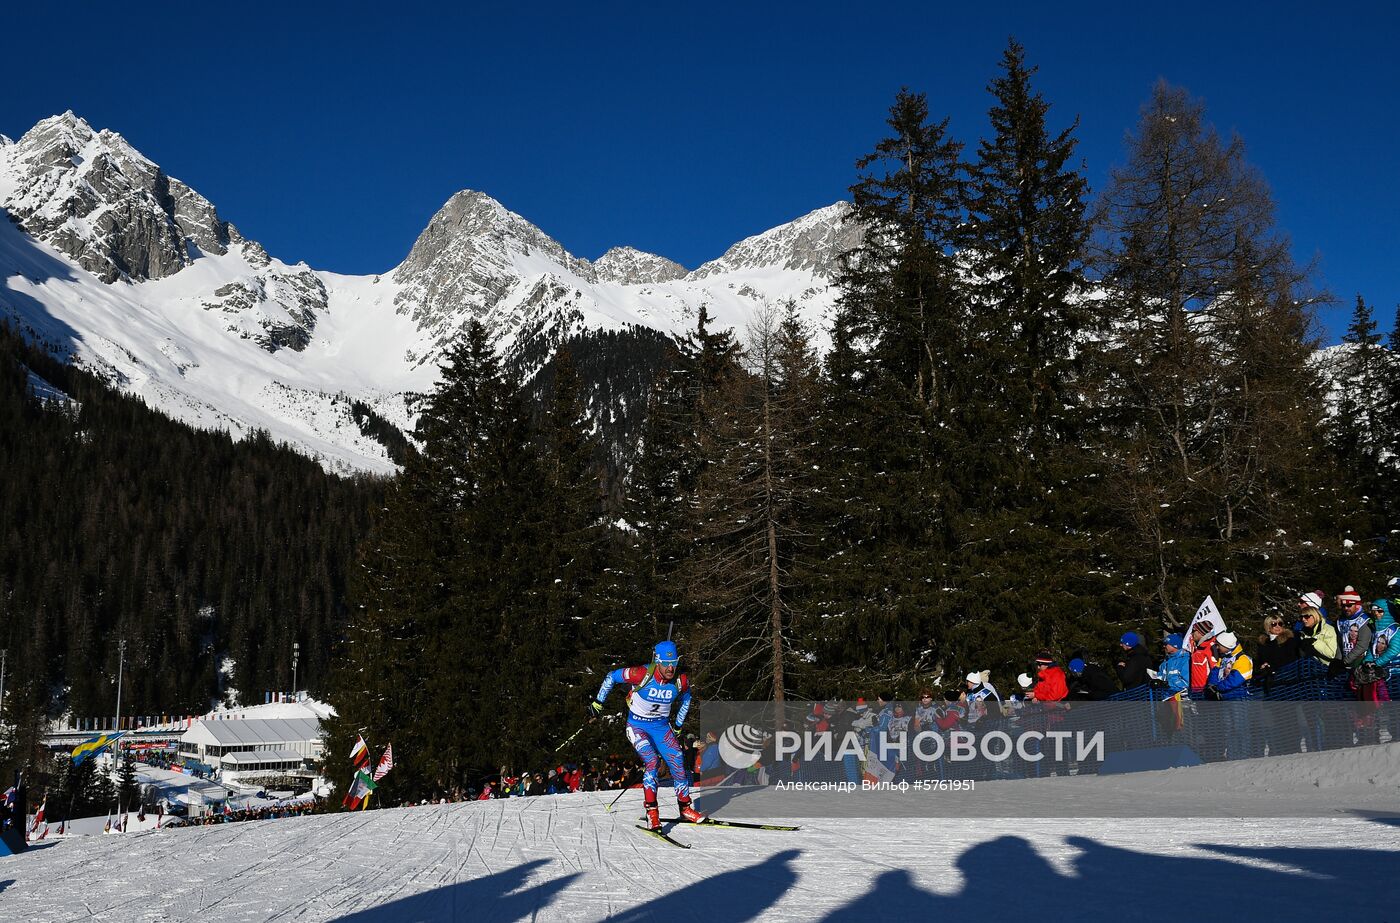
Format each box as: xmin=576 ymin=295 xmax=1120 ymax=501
xmin=821 ymin=834 xmax=1400 ymax=919
xmin=0 ymin=880 xmax=12 ymax=895
xmin=332 ymin=858 xmax=579 ymax=923
xmin=606 ymin=848 xmax=801 ymax=923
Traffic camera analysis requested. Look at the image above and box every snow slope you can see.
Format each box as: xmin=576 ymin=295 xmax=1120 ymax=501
xmin=1 ymin=113 xmax=857 ymax=475
xmin=6 ymin=744 xmax=1400 ymax=922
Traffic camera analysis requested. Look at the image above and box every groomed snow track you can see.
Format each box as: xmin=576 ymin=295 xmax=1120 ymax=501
xmin=6 ymin=745 xmax=1400 ymax=921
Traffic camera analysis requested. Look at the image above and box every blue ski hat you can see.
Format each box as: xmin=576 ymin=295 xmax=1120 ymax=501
xmin=1068 ymin=658 xmax=1086 ymax=675
xmin=1120 ymin=631 xmax=1141 ymax=648
xmin=653 ymin=640 xmax=679 ymax=666
xmin=1164 ymin=633 xmax=1184 ymax=649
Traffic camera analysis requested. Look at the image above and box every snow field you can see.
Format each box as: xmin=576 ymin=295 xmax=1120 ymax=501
xmin=6 ymin=744 xmax=1400 ymax=921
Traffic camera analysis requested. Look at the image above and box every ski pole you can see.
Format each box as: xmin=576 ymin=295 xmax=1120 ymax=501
xmin=604 ymin=785 xmax=629 ymax=813
xmin=554 ymin=722 xmax=587 ymax=753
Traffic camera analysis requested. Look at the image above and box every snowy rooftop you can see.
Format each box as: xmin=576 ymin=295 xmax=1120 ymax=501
xmin=182 ymin=717 xmax=322 ymax=748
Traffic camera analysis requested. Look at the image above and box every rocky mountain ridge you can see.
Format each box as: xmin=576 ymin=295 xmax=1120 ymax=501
xmin=0 ymin=112 xmax=858 ymax=473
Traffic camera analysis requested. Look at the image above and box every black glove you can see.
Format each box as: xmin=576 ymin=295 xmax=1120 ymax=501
xmin=1326 ymin=659 xmax=1346 ymax=679
xmin=588 ymin=699 xmax=604 ymax=720
xmin=1203 ymin=685 xmax=1220 ymax=701
xmin=1298 ymin=636 xmax=1315 ymax=652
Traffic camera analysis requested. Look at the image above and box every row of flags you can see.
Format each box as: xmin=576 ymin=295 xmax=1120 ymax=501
xmin=342 ymin=736 xmax=393 ymax=810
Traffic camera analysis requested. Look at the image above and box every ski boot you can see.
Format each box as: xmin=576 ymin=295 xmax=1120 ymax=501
xmin=644 ymin=801 xmax=661 ymax=832
xmin=677 ymin=798 xmax=708 ymax=824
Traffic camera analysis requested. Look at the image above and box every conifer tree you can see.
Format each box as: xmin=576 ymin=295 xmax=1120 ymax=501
xmin=948 ymin=39 xmax=1119 ymax=667
xmin=686 ymin=303 xmax=823 ymax=702
xmin=1093 ymin=81 xmax=1335 ymax=624
xmin=1329 ymin=295 xmax=1393 ymax=558
xmin=815 ymin=89 xmax=967 ymax=690
xmin=626 ymin=306 xmax=742 ymax=642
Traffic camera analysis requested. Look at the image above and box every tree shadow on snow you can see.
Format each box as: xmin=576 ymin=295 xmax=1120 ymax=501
xmin=332 ymin=858 xmax=579 ymax=923
xmin=821 ymin=834 xmax=1400 ymax=919
xmin=606 ymin=848 xmax=802 ymax=923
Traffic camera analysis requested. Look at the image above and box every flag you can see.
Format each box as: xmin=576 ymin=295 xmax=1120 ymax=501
xmin=350 ymin=735 xmax=370 ymax=771
xmin=341 ymin=769 xmax=378 ymax=810
xmin=71 ymin=731 xmax=126 ymax=767
xmin=223 ymin=802 xmax=234 ymax=818
xmin=36 ymin=824 xmax=48 ymax=841
xmin=1183 ymin=596 xmax=1227 ymax=648
xmin=57 ymin=820 xmax=65 ymax=836
xmin=372 ymin=744 xmax=394 ymax=782
xmin=29 ymin=799 xmax=45 ymax=833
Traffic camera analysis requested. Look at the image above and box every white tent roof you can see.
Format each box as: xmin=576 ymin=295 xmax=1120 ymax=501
xmin=181 ymin=717 xmax=322 ymax=748
xmin=221 ymin=750 xmax=305 ymax=766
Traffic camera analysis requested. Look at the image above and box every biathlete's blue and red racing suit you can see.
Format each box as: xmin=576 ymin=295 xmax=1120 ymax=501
xmin=595 ymin=665 xmax=693 ymax=805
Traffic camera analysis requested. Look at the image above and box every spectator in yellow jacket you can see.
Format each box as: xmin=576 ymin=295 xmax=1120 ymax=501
xmin=1297 ymin=607 xmax=1339 ymax=664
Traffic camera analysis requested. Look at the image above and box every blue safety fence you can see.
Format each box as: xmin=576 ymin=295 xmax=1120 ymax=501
xmin=698 ymin=665 xmax=1399 ymax=788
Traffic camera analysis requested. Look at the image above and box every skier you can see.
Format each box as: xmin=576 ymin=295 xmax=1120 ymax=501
xmin=590 ymin=640 xmax=707 ymax=831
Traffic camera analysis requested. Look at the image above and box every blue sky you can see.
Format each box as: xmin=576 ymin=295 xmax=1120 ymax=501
xmin=3 ymin=1 xmax=1395 ymax=342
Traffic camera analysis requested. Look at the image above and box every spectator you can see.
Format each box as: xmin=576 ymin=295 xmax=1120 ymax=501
xmin=1189 ymin=624 xmax=1217 ymax=694
xmin=1204 ymin=631 xmax=1253 ymax=700
xmin=695 ymin=731 xmax=722 ymax=777
xmin=1205 ymin=630 xmax=1254 ymax=759
xmin=1297 ymin=606 xmax=1339 ymax=665
xmin=913 ymin=690 xmax=937 ymax=734
xmin=1371 ymin=600 xmax=1399 ymax=675
xmin=1255 ymin=614 xmax=1300 ymax=692
xmin=1115 ymin=631 xmax=1153 ymax=690
xmin=1066 ymin=656 xmax=1117 ymax=701
xmin=1338 ymin=587 xmax=1374 ymax=674
xmin=1353 ymin=599 xmax=1396 ymax=702
xmin=1154 ymin=634 xmax=1190 ymax=697
xmin=1030 ymin=652 xmax=1068 ymax=702
xmin=963 ymin=671 xmax=1002 ymax=722
xmin=1297 ymin=590 xmax=1326 ymax=627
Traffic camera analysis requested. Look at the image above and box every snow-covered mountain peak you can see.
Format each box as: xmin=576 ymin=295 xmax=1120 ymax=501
xmin=0 ymin=111 xmax=249 ymax=283
xmin=592 ymin=246 xmax=687 ymax=285
xmin=389 ymin=189 xmax=594 ymax=342
xmin=1 ymin=113 xmax=861 ymax=474
xmin=689 ymin=202 xmax=858 ymax=279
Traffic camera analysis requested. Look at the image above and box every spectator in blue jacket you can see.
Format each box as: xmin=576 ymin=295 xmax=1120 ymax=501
xmin=1155 ymin=634 xmax=1190 ymax=696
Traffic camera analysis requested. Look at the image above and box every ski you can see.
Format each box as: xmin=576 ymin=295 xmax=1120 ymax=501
xmin=634 ymin=824 xmax=691 ymax=848
xmin=655 ymin=818 xmax=802 ymax=831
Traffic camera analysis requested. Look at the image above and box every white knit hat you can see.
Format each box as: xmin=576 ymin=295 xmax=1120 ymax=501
xmin=1017 ymin=673 xmax=1034 ymax=689
xmin=1299 ymin=591 xmax=1323 ymax=609
xmin=1214 ymin=631 xmax=1239 ymax=649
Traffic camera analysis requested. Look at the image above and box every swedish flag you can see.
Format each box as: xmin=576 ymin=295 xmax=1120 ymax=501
xmin=71 ymin=731 xmax=125 ymax=766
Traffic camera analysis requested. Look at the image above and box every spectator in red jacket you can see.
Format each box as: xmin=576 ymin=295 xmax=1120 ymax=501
xmin=1031 ymin=652 xmax=1068 ymax=702
xmin=1189 ymin=624 xmax=1217 ymax=693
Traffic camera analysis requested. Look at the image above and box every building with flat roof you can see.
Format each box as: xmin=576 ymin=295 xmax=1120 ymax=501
xmin=179 ymin=716 xmax=323 ymax=783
